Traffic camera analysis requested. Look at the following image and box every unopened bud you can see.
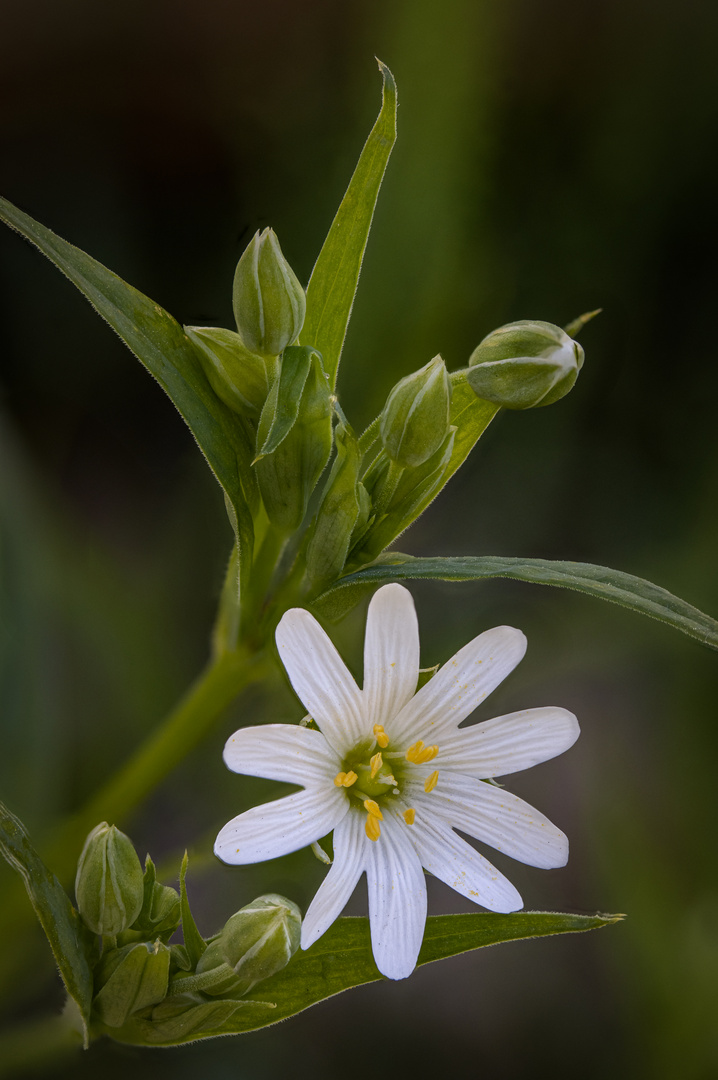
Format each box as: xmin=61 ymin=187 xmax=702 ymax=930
xmin=196 ymin=893 xmax=301 ymax=997
xmin=75 ymin=823 xmax=144 ymax=937
xmin=93 ymin=940 xmax=171 ymax=1028
xmin=380 ymin=356 xmax=451 ymax=468
xmin=185 ymin=326 xmax=271 ymax=416
xmin=466 ymin=320 xmax=584 ymax=409
xmin=232 ymin=228 xmax=306 ymax=357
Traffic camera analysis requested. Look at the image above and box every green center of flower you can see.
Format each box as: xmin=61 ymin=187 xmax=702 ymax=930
xmin=332 ymin=727 xmax=441 ymax=842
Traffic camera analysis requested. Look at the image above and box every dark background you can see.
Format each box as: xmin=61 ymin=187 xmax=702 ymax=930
xmin=1 ymin=1 xmax=717 ymax=1077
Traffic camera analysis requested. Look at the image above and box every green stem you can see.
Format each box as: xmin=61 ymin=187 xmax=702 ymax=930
xmin=43 ymin=647 xmax=267 ymax=880
xmin=241 ymin=522 xmax=289 ymax=645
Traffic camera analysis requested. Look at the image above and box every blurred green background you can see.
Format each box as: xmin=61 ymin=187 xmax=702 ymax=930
xmin=1 ymin=1 xmax=717 ymax=1077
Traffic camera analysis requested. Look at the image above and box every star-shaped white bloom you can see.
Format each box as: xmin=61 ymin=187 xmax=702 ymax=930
xmin=215 ymin=584 xmax=579 ymax=980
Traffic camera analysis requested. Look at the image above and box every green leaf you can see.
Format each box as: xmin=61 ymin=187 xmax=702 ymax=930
xmin=302 ymin=60 xmax=398 ymax=388
xmin=320 ymin=553 xmax=718 ymax=650
xmin=104 ymin=911 xmax=620 ymax=1044
xmin=179 ymin=852 xmax=206 ymax=968
xmin=563 ymin=308 xmax=602 ymax=337
xmin=255 ymin=345 xmax=316 ymax=459
xmin=0 ymin=196 xmax=255 ymax=586
xmin=0 ymin=801 xmax=94 ymax=1047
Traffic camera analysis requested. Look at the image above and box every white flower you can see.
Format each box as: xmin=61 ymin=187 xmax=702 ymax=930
xmin=215 ymin=584 xmax=579 ymax=980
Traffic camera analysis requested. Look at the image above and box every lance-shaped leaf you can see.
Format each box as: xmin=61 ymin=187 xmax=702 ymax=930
xmin=179 ymin=852 xmax=206 ymax=969
xmin=0 ymin=196 xmax=255 ymax=586
xmin=319 ymin=554 xmax=718 ymax=650
xmin=302 ymin=60 xmax=397 ymax=388
xmin=0 ymin=801 xmax=94 ymax=1047
xmin=104 ymin=911 xmax=620 ymax=1045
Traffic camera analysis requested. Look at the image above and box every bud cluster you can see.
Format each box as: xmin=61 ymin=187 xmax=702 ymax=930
xmin=181 ymin=218 xmax=590 ymax=634
xmin=73 ymin=824 xmax=301 ymax=1041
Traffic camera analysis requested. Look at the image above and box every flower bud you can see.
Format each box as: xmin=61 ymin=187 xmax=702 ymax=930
xmin=93 ymin=940 xmax=171 ymax=1028
xmin=232 ymin=228 xmax=306 ymax=357
xmin=196 ymin=894 xmax=301 ymax=997
xmin=185 ymin=326 xmax=271 ymax=417
xmin=75 ymin=823 xmax=144 ymax=937
xmin=380 ymin=356 xmax=451 ymax=468
xmin=466 ymin=320 xmax=584 ymax=409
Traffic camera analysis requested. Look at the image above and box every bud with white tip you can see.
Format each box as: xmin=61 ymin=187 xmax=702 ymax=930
xmin=466 ymin=320 xmax=584 ymax=409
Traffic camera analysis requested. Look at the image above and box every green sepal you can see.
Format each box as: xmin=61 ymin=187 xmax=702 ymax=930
xmin=254 ymin=353 xmax=333 ymax=532
xmin=0 ymin=801 xmax=95 ymax=1047
xmin=92 ymin=940 xmax=171 ymax=1028
xmin=318 ymin=553 xmax=718 ymax=651
xmin=302 ymin=60 xmax=397 ymax=388
xmin=179 ymin=853 xmax=207 ymax=968
xmin=305 ymin=421 xmax=363 ymax=592
xmin=185 ymin=325 xmax=271 ymax=418
xmin=129 ymin=856 xmax=181 ymax=942
xmin=255 ymin=345 xmax=316 ymax=459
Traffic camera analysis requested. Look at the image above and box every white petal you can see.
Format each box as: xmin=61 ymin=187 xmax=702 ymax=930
xmin=389 ymin=625 xmax=527 ymax=745
xmin=223 ymin=724 xmax=340 ymax=786
xmin=436 ymin=707 xmax=580 ymax=778
xmin=301 ymin=810 xmax=367 ymax=949
xmin=214 ymin=787 xmax=348 ymax=864
xmin=363 ymin=584 xmax=420 ymax=730
xmin=406 ymin=772 xmax=568 ymax=869
xmin=366 ymin=813 xmax=427 ymax=980
xmin=405 ymin=810 xmax=523 ymax=912
xmin=276 ymin=608 xmax=366 ymax=756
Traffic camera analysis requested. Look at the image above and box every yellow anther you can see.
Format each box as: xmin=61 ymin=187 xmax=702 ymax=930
xmin=363 ymin=798 xmax=383 ymax=819
xmin=373 ymin=724 xmax=389 ymax=748
xmin=370 ymin=752 xmax=383 ymax=779
xmin=365 ymin=814 xmax=381 ymax=842
xmin=403 ymin=808 xmax=416 ymax=825
xmin=424 ymin=770 xmax=439 ymax=793
xmin=406 ymin=739 xmax=425 ymax=762
xmin=406 ymin=741 xmax=440 ymax=765
xmin=334 ymin=771 xmax=358 ymax=788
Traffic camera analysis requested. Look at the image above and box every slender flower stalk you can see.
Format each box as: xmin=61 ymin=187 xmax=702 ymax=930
xmin=215 ymin=584 xmax=579 ymax=979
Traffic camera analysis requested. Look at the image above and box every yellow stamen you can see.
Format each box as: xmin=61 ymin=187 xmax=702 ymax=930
xmin=406 ymin=740 xmax=439 ymax=764
xmin=403 ymin=808 xmax=416 ymax=825
xmin=370 ymin=752 xmax=383 ymax=779
xmin=365 ymin=814 xmax=381 ymax=841
xmin=363 ymin=798 xmax=383 ymax=819
xmin=373 ymin=724 xmax=389 ymax=748
xmin=334 ymin=770 xmax=358 ymax=788
xmin=424 ymin=770 xmax=439 ymax=793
